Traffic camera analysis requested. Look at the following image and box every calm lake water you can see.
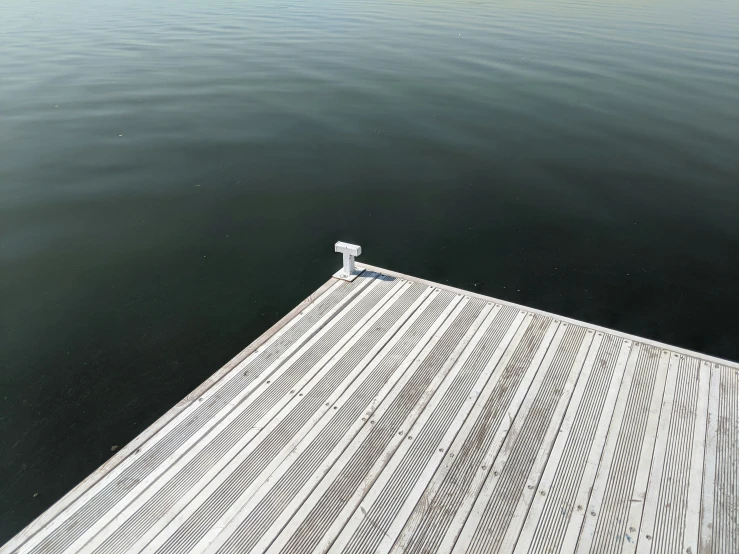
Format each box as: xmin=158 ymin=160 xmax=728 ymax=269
xmin=1 ymin=0 xmax=738 ymax=542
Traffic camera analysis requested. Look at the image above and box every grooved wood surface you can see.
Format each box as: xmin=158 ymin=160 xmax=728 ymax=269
xmin=3 ymin=268 xmax=736 ymax=554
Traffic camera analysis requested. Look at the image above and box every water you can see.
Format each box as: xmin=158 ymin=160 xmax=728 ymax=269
xmin=1 ymin=0 xmax=738 ymax=542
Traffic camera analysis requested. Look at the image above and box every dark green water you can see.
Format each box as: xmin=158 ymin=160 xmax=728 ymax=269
xmin=1 ymin=0 xmax=738 ymax=542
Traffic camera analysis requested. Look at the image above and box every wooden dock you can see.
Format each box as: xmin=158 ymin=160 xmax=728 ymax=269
xmin=2 ymin=259 xmax=737 ymax=554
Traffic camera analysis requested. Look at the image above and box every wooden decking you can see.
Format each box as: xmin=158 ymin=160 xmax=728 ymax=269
xmin=2 ymin=265 xmax=737 ymax=554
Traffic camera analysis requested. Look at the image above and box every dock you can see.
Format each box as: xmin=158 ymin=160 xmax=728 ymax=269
xmin=2 ymin=245 xmax=737 ymax=554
